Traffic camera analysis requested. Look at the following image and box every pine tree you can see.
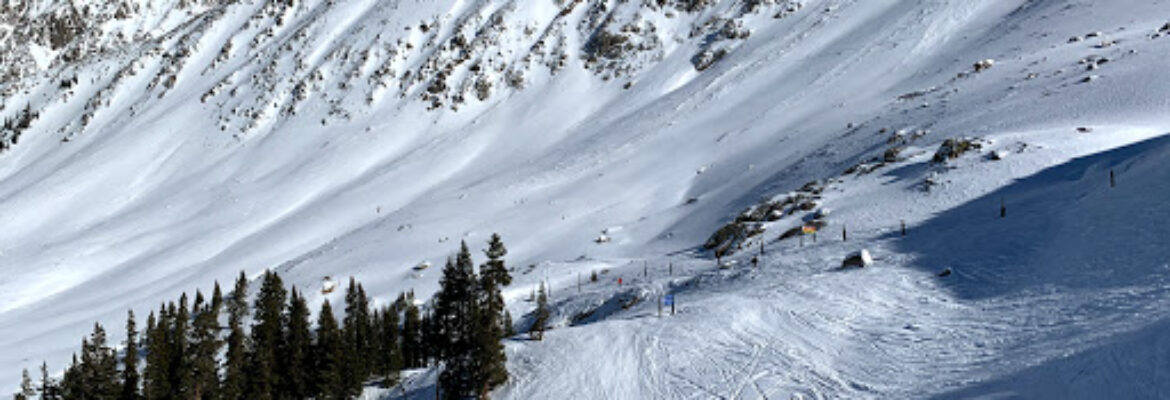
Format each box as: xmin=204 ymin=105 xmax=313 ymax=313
xmin=502 ymin=310 xmax=515 ymax=337
xmin=247 ymin=271 xmax=287 ymax=400
xmin=531 ymin=283 xmax=550 ymax=341
xmin=60 ymin=355 xmax=81 ymax=399
xmin=341 ymin=278 xmax=372 ymax=396
xmin=282 ymin=288 xmax=313 ymax=399
xmin=170 ymin=296 xmax=193 ymax=399
xmin=434 ymin=242 xmax=480 ymax=399
xmin=482 ymin=234 xmax=511 ymax=287
xmin=15 ymin=368 xmax=34 ymax=400
xmin=472 ymin=234 xmax=511 ymax=395
xmin=120 ymin=310 xmax=141 ymax=400
xmin=423 ymin=307 xmax=442 ymax=368
xmin=142 ymin=310 xmax=171 ymax=400
xmin=401 ymin=298 xmax=423 ymax=369
xmin=481 ymin=234 xmax=514 ymax=336
xmin=222 ymin=272 xmax=249 ymax=400
xmin=211 ymin=282 xmax=224 ymax=317
xmin=41 ymin=362 xmax=62 ymax=400
xmin=191 ymin=291 xmax=222 ymax=400
xmin=313 ymin=301 xmax=345 ymax=400
xmin=79 ymin=323 xmax=120 ymax=399
xmin=375 ymin=305 xmax=403 ymax=385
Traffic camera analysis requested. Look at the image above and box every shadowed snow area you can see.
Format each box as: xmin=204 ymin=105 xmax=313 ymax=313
xmin=2 ymin=0 xmax=1170 ymax=397
xmin=901 ymin=134 xmax=1170 ymax=301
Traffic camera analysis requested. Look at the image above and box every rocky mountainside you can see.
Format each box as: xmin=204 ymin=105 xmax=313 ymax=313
xmin=3 ymin=0 xmax=1170 ymax=397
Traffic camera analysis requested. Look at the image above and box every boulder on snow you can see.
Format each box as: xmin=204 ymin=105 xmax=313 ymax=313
xmin=932 ymin=138 xmax=983 ymax=163
xmin=883 ymin=146 xmax=903 ymax=163
xmin=841 ymin=249 xmax=873 ymax=268
xmin=973 ymin=59 xmax=995 ymax=72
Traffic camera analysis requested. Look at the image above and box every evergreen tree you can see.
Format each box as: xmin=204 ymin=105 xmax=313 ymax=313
xmin=169 ymin=296 xmax=192 ymax=399
xmin=41 ymin=362 xmax=62 ymax=400
xmin=313 ymin=301 xmax=345 ymax=400
xmin=15 ymin=368 xmax=34 ymax=400
xmin=341 ymin=278 xmax=372 ymax=396
xmin=374 ymin=305 xmax=403 ymax=385
xmin=282 ymin=288 xmax=313 ymax=399
xmin=434 ymin=243 xmax=479 ymax=399
xmin=482 ymin=234 xmax=512 ymax=288
xmin=142 ymin=310 xmax=170 ymax=400
xmin=247 ymin=271 xmax=287 ymax=400
xmin=191 ymin=291 xmax=222 ymax=400
xmin=211 ymin=282 xmax=224 ymax=317
xmin=502 ymin=310 xmax=515 ymax=337
xmin=422 ymin=307 xmax=442 ymax=368
xmin=472 ymin=234 xmax=512 ymax=394
xmin=60 ymin=355 xmax=81 ymax=399
xmin=79 ymin=323 xmax=120 ymax=399
xmin=120 ymin=311 xmax=141 ymax=400
xmin=531 ymin=283 xmax=550 ymax=341
xmin=222 ymin=272 xmax=249 ymax=400
xmin=401 ymin=298 xmax=423 ymax=369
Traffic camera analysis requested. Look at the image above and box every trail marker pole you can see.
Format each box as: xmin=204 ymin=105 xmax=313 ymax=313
xmin=1000 ymin=198 xmax=1006 ymax=218
xmin=842 ymin=225 xmax=847 ymax=242
xmin=1110 ymin=169 xmax=1116 ymax=188
xmin=658 ymin=295 xmax=663 ymax=318
xmin=901 ymin=220 xmax=906 ymax=236
xmin=669 ymin=262 xmax=673 ymax=276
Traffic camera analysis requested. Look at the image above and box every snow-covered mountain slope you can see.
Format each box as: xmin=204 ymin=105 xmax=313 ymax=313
xmin=2 ymin=0 xmax=1170 ymax=397
xmin=466 ymin=125 xmax=1170 ymax=399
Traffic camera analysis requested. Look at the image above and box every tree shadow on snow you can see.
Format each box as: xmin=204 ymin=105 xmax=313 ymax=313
xmin=887 ymin=133 xmax=1170 ymax=300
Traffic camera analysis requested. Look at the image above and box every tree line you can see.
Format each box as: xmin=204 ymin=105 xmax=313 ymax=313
xmin=14 ymin=234 xmax=520 ymax=400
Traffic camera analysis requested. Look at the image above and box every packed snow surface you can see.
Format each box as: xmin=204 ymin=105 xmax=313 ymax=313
xmin=2 ymin=0 xmax=1170 ymax=397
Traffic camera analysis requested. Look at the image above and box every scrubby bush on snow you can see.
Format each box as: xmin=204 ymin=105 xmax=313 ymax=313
xmin=932 ymin=138 xmax=983 ymax=163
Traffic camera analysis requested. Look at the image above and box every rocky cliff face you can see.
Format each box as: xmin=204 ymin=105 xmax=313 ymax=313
xmin=0 ymin=0 xmax=807 ymax=149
